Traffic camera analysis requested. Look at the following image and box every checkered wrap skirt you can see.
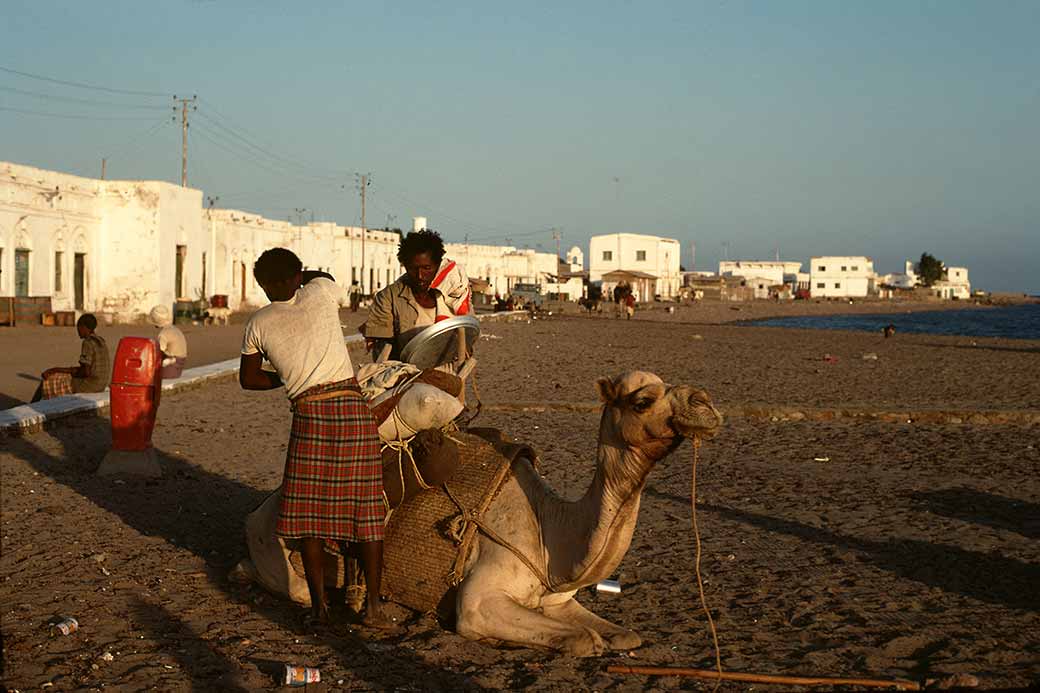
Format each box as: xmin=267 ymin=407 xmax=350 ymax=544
xmin=41 ymin=372 xmax=74 ymax=399
xmin=276 ymin=379 xmax=385 ymax=542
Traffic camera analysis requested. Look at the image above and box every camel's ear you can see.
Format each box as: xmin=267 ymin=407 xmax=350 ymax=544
xmin=596 ymin=377 xmax=617 ymax=404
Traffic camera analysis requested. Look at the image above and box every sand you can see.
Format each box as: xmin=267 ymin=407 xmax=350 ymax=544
xmin=0 ymin=298 xmax=1001 ymax=408
xmin=2 ymin=314 xmax=1038 ymax=691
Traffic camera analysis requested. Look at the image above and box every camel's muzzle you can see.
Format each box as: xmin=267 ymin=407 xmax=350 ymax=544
xmin=670 ymin=387 xmax=723 ymax=440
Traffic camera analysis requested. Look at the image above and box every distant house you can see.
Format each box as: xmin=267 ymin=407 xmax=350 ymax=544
xmin=718 ymin=260 xmax=802 ymax=287
xmin=809 ymin=256 xmax=876 ymax=298
xmin=878 ymin=259 xmax=971 ymax=300
xmin=589 ymin=233 xmax=681 ymax=300
xmin=933 ymin=266 xmax=971 ymax=299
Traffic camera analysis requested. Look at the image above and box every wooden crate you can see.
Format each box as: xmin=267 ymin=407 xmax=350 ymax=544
xmin=13 ymin=297 xmax=53 ymax=326
xmin=0 ymin=297 xmax=13 ymax=326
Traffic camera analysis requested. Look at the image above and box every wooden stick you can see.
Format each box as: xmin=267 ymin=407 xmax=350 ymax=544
xmin=606 ymin=665 xmax=921 ymax=690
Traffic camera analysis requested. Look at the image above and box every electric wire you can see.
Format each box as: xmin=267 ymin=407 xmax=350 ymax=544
xmin=194 ymin=105 xmax=349 ymax=180
xmin=0 ymin=106 xmax=163 ymax=121
xmin=0 ymin=64 xmax=170 ymax=97
xmin=0 ymin=84 xmax=169 ymax=110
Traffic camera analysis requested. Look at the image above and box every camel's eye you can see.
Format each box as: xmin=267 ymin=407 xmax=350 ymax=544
xmin=631 ymin=397 xmax=654 ymax=413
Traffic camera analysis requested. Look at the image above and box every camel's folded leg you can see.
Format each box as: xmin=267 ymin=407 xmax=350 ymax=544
xmin=541 ymin=598 xmax=641 ymax=650
xmin=456 ymin=586 xmax=605 ymax=657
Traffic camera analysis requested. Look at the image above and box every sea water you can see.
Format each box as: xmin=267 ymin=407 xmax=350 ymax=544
xmin=746 ymin=303 xmax=1040 ymax=340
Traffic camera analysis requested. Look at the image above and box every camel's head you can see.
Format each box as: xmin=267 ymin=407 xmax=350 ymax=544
xmin=596 ymin=371 xmax=722 ymax=460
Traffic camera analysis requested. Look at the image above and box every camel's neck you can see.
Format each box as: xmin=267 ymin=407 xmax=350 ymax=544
xmin=543 ymin=426 xmax=660 ymax=592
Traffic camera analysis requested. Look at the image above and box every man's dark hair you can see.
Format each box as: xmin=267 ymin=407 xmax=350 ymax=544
xmin=397 ymin=229 xmax=445 ymax=265
xmin=254 ymin=248 xmax=303 ymax=285
xmin=77 ymin=313 xmax=97 ymax=331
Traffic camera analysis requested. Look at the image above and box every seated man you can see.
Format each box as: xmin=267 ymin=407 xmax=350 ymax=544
xmin=148 ymin=305 xmax=188 ymax=379
xmin=32 ymin=313 xmax=111 ymax=402
xmin=363 ymin=229 xmax=471 ymax=362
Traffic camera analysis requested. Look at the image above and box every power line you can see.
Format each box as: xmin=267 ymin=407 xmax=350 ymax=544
xmin=0 ymin=64 xmax=169 ymax=97
xmin=194 ymin=106 xmax=349 ymax=180
xmin=103 ymin=118 xmax=172 ymax=161
xmin=0 ymin=84 xmax=168 ymax=110
xmin=0 ymin=106 xmax=160 ymax=121
xmin=197 ymin=97 xmax=351 ymax=177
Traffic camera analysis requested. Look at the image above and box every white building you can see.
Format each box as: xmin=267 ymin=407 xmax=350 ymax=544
xmin=877 ymin=259 xmax=970 ymax=299
xmin=565 ymin=245 xmax=584 ymax=272
xmin=809 ymin=256 xmax=876 ymax=298
xmin=932 ymin=266 xmax=971 ymax=299
xmin=4 ymin=161 xmax=580 ymax=321
xmin=589 ymin=233 xmax=682 ymax=300
xmin=718 ymin=260 xmax=802 ymax=287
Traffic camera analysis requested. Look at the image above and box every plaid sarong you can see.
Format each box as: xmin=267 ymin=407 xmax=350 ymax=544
xmin=277 ymin=379 xmax=385 ymax=542
xmin=41 ymin=372 xmax=74 ymax=399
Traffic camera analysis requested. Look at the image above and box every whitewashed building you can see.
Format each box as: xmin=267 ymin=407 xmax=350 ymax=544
xmin=589 ymin=233 xmax=682 ymax=300
xmin=565 ymin=245 xmax=584 ymax=272
xmin=718 ymin=260 xmax=802 ymax=287
xmin=809 ymin=256 xmax=876 ymax=298
xmin=932 ymin=266 xmax=971 ymax=299
xmin=3 ymin=161 xmax=544 ymax=321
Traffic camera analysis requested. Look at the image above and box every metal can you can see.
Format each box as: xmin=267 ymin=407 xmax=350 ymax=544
xmin=51 ymin=617 xmax=79 ymax=636
xmin=284 ymin=665 xmax=321 ymax=687
xmin=596 ymin=579 xmax=622 ymax=594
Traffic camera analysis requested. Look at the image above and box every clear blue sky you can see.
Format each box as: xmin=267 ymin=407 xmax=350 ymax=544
xmin=2 ymin=1 xmax=1037 ymax=293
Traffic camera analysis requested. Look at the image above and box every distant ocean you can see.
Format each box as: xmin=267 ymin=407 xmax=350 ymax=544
xmin=746 ymin=303 xmax=1040 ymax=340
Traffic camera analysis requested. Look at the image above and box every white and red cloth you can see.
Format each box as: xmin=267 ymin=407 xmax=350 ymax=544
xmin=430 ymin=259 xmax=471 ymax=319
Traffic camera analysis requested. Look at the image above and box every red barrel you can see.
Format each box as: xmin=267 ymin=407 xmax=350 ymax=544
xmin=109 ymin=337 xmax=162 ymax=451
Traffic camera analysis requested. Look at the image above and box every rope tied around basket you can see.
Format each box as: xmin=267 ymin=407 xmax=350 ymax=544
xmin=441 ymin=481 xmax=555 ymax=591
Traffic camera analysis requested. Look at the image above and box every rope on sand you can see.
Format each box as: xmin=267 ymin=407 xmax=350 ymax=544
xmin=610 ymin=437 xmax=927 ymax=692
xmin=691 ymin=436 xmax=724 ymax=691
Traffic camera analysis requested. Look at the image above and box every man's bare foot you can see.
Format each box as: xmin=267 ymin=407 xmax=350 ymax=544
xmin=361 ymin=606 xmax=401 ymax=632
xmin=302 ymin=605 xmax=330 ymax=630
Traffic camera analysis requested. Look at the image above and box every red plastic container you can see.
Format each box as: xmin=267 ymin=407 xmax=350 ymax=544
xmin=109 ymin=337 xmax=162 ymax=451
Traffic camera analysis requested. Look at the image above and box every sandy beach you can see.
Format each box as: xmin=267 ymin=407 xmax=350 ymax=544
xmin=2 ymin=313 xmax=1038 ymax=691
xmin=0 ymin=298 xmax=1006 ymax=408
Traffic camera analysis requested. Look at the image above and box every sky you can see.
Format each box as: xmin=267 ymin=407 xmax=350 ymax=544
xmin=2 ymin=1 xmax=1038 ymax=293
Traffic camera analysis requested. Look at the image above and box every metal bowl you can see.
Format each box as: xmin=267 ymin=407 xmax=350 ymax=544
xmin=399 ymin=315 xmax=480 ymax=369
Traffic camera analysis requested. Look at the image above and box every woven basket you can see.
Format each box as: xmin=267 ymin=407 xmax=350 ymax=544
xmin=287 ymin=428 xmax=536 ymax=619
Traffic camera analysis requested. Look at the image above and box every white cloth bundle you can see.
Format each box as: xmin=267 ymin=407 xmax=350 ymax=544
xmin=372 ymin=382 xmax=463 ymax=441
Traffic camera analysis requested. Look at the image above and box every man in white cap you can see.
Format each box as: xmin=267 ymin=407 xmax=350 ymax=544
xmin=149 ymin=305 xmax=188 ymax=379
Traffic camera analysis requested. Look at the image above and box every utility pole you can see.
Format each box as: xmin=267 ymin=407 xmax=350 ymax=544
xmin=552 ymin=228 xmax=562 ymax=260
xmin=174 ymin=95 xmax=196 ymax=187
xmin=356 ymin=173 xmax=371 ymax=292
xmin=100 ymin=158 xmax=106 ymax=180
xmin=690 ymin=242 xmax=696 ymax=272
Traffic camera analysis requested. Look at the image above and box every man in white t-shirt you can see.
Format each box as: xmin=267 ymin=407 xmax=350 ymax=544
xmin=148 ymin=305 xmax=188 ymax=379
xmin=239 ymin=248 xmax=391 ymax=629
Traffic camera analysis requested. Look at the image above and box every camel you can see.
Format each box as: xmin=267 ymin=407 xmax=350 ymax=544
xmin=235 ymin=371 xmax=721 ymax=656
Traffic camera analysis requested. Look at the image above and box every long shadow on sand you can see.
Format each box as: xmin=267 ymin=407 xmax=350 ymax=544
xmin=911 ymin=488 xmax=1040 ymax=540
xmin=920 ymin=342 xmax=1040 ymax=355
xmin=3 ymin=413 xmax=487 ymax=691
xmin=644 ymin=488 xmax=1040 ymax=612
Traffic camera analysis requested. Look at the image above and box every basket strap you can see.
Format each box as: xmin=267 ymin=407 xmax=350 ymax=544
xmin=441 ymin=483 xmax=555 ymax=591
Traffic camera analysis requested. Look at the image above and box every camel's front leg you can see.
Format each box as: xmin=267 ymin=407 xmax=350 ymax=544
xmin=456 ymin=583 xmax=605 ymax=656
xmin=542 ymin=597 xmax=641 ymax=650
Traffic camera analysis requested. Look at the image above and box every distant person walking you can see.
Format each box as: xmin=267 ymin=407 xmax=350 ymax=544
xmin=625 ymin=292 xmax=636 ymax=320
xmin=148 ymin=305 xmax=188 ymax=379
xmin=349 ymin=280 xmax=362 ymax=313
xmin=31 ymin=314 xmax=110 ymax=402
